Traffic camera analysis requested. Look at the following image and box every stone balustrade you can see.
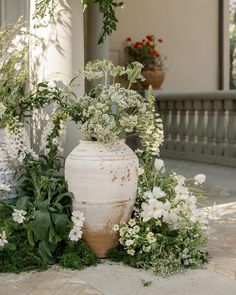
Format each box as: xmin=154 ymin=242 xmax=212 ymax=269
xmin=154 ymin=91 xmax=236 ymax=166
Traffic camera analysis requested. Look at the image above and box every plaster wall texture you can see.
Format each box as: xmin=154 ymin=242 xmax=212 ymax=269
xmin=110 ymin=0 xmax=219 ymax=92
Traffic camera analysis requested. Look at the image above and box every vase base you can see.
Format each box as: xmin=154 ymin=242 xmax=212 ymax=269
xmin=83 ymin=231 xmax=118 ymax=258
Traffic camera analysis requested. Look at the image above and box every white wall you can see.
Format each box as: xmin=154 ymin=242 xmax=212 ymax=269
xmin=110 ymin=0 xmax=219 ymax=92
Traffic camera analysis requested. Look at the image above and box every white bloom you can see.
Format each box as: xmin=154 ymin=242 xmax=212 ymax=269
xmin=119 ymin=227 xmax=126 ymax=236
xmin=12 ymin=209 xmax=27 ymax=224
xmin=194 ymin=174 xmax=206 ymax=185
xmin=71 ymin=211 xmax=85 ymax=226
xmin=138 ymin=167 xmax=144 ymax=176
xmin=52 ymin=137 xmax=59 ymax=145
xmin=69 ymin=226 xmax=83 ymax=241
xmin=113 ymin=224 xmax=120 ymax=231
xmin=142 ymin=245 xmax=151 ymax=253
xmin=125 ymin=239 xmax=134 ymax=246
xmin=127 ymin=249 xmax=135 ymax=256
xmin=146 ymin=232 xmax=157 ymax=244
xmin=175 ymin=175 xmax=186 ymax=185
xmin=152 ymin=186 xmax=166 ymax=199
xmin=174 ymin=184 xmax=189 ymax=200
xmin=0 ymin=102 xmax=6 ymax=118
xmin=134 ymin=225 xmax=140 ymax=233
xmin=128 ymin=228 xmax=136 ymax=236
xmin=14 ymin=63 xmax=21 ymax=71
xmin=0 ymin=231 xmax=8 ymax=247
xmin=128 ymin=219 xmax=136 ymax=227
xmin=0 ymin=184 xmax=11 ymax=192
xmin=154 ymin=159 xmax=165 ymax=172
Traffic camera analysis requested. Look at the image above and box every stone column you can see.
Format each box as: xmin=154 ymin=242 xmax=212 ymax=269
xmin=29 ymin=0 xmax=84 ymax=156
xmin=86 ymin=3 xmax=109 ymax=62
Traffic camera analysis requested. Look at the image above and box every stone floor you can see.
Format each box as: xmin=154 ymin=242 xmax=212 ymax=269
xmin=1 ymin=159 xmax=236 ymax=295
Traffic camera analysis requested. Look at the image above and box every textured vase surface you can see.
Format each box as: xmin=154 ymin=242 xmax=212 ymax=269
xmin=65 ymin=140 xmax=139 ymax=258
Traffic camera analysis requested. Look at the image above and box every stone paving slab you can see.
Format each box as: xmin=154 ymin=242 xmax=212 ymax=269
xmin=0 ymin=268 xmax=104 ymax=295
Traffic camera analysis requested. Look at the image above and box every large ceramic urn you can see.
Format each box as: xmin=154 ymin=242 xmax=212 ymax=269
xmin=65 ymin=140 xmax=139 ymax=258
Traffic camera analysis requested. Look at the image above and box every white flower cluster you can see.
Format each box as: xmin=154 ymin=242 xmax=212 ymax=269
xmin=5 ymin=125 xmax=38 ymax=163
xmin=12 ymin=209 xmax=27 ymax=224
xmin=0 ymin=102 xmax=6 ymax=119
xmin=69 ymin=211 xmax=85 ymax=241
xmin=80 ymin=83 xmax=146 ymax=143
xmin=0 ymin=230 xmax=8 ymax=247
xmin=40 ymin=113 xmax=67 ymax=155
xmin=114 ymin=158 xmax=207 ymax=256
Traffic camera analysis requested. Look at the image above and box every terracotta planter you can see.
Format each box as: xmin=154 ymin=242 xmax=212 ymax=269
xmin=65 ymin=140 xmax=139 ymax=258
xmin=141 ymin=67 xmax=165 ymax=89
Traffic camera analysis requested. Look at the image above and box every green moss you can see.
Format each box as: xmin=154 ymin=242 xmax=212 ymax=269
xmin=57 ymin=240 xmax=99 ymax=270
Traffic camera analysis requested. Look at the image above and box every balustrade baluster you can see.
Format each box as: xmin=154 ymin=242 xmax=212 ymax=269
xmin=225 ymin=100 xmax=236 ymax=158
xmin=193 ymin=100 xmax=206 ymax=154
xmin=215 ymin=100 xmax=226 ymax=157
xmin=176 ymin=100 xmax=187 ymax=151
xmin=185 ymin=100 xmax=196 ymax=153
xmin=202 ymin=100 xmax=216 ymax=156
xmin=167 ymin=101 xmax=179 ymax=151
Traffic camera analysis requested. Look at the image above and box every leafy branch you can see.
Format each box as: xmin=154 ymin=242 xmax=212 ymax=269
xmin=34 ymin=0 xmax=123 ymax=44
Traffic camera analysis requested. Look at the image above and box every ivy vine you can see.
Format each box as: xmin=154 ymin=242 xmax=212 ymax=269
xmin=34 ymin=0 xmax=123 ymax=44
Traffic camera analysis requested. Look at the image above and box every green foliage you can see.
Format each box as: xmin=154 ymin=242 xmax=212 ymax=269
xmin=0 ymin=204 xmax=44 ymax=273
xmin=34 ymin=0 xmax=123 ymax=45
xmin=108 ymin=223 xmax=207 ymax=276
xmin=57 ymin=240 xmax=98 ymax=270
xmin=15 ymin=151 xmax=73 ymax=263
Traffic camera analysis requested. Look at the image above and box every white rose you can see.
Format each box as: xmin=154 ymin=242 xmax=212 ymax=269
xmin=127 ymin=249 xmax=135 ymax=256
xmin=125 ymin=239 xmax=134 ymax=246
xmin=194 ymin=174 xmax=206 ymax=185
xmin=112 ymin=224 xmax=120 ymax=231
xmin=138 ymin=167 xmax=144 ymax=176
xmin=154 ymin=159 xmax=165 ymax=172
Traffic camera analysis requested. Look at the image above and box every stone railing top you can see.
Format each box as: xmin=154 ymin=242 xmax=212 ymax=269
xmin=152 ymin=91 xmax=236 ymax=101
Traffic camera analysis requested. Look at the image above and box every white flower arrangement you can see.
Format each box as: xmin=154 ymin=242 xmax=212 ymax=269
xmin=70 ymin=60 xmax=164 ymax=155
xmin=111 ymin=152 xmax=208 ymax=275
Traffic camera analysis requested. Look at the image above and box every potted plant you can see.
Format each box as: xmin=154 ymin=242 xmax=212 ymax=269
xmin=125 ymin=35 xmax=166 ymax=89
xmin=64 ymin=60 xmax=163 ymax=258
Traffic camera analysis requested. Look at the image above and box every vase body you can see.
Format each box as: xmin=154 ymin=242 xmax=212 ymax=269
xmin=0 ymin=128 xmax=16 ymax=201
xmin=65 ymin=140 xmax=139 ymax=258
xmin=141 ymin=67 xmax=165 ymax=89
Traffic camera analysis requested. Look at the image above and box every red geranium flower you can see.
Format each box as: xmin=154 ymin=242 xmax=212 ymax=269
xmin=146 ymin=41 xmax=151 ymax=46
xmin=146 ymin=35 xmax=153 ymax=42
xmin=155 ymin=51 xmax=160 ymax=57
xmin=158 ymin=38 xmax=163 ymax=43
xmin=126 ymin=37 xmax=132 ymax=42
